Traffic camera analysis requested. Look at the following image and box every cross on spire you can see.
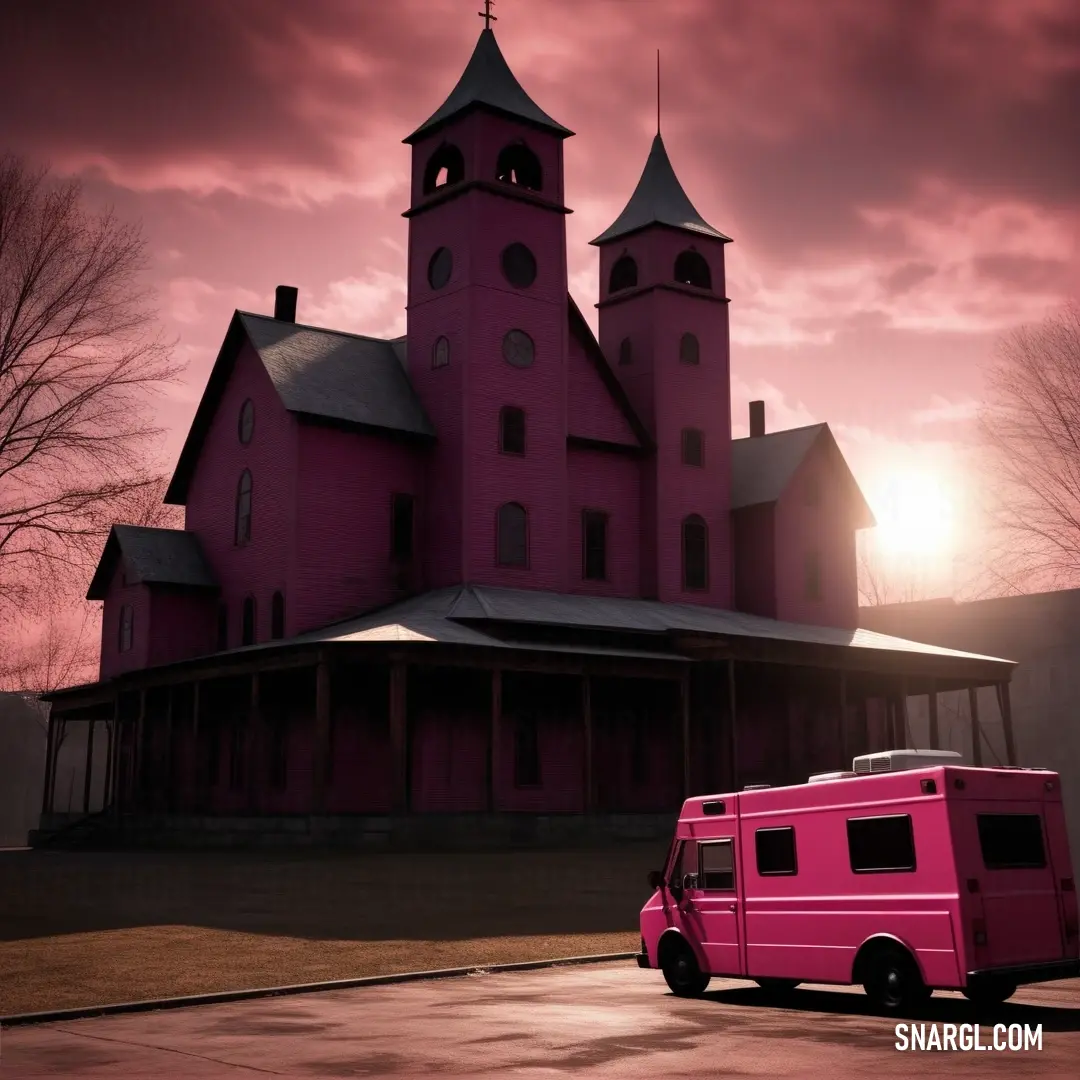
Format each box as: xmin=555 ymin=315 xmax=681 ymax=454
xmin=478 ymin=0 xmax=497 ymax=30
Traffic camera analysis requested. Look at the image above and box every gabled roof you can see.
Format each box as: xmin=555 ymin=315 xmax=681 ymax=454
xmin=731 ymin=423 xmax=876 ymax=528
xmin=591 ymin=133 xmax=731 ymax=246
xmin=86 ymin=525 xmax=218 ymax=600
xmin=566 ymin=294 xmax=651 ymax=450
xmin=405 ymin=28 xmax=573 ymax=144
xmin=165 ymin=312 xmax=435 ymax=504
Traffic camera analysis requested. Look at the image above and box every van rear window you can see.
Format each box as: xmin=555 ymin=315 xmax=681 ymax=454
xmin=756 ymin=827 xmax=797 ymax=875
xmin=977 ymin=814 xmax=1047 ymax=870
xmin=847 ymin=814 xmax=916 ymax=873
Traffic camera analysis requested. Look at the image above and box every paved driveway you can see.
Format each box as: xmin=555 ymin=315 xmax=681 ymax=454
xmin=2 ymin=963 xmax=1078 ymax=1078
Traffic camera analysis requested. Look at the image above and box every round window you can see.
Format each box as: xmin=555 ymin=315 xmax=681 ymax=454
xmin=238 ymin=398 xmax=255 ymax=444
xmin=432 ymin=336 xmax=450 ymax=368
xmin=427 ymin=247 xmax=453 ymax=290
xmin=501 ymin=243 xmax=537 ymax=289
xmin=502 ymin=329 xmax=535 ymax=368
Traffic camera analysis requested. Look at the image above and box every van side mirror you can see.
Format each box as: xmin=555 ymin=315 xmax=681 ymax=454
xmin=647 ymin=869 xmax=663 ymax=890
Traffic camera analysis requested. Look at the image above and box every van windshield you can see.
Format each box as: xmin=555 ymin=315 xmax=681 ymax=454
xmin=976 ymin=813 xmax=1047 ymax=870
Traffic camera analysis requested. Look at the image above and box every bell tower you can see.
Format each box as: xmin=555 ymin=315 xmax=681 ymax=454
xmin=591 ymin=133 xmax=734 ymax=607
xmin=403 ymin=25 xmax=574 ymax=591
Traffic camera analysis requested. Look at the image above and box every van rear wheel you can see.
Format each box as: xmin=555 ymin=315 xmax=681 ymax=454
xmin=754 ymin=978 xmax=801 ymax=995
xmin=863 ymin=945 xmax=931 ymax=1014
xmin=661 ymin=941 xmax=711 ymax=998
xmin=963 ymin=978 xmax=1016 ymax=1007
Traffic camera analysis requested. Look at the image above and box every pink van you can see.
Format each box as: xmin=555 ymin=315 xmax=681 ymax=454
xmin=638 ymin=750 xmax=1079 ymax=1013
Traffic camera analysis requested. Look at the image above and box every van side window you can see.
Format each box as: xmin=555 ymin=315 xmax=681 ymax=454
xmin=977 ymin=814 xmax=1047 ymax=870
xmin=699 ymin=840 xmax=735 ymax=891
xmin=847 ymin=814 xmax=916 ymax=873
xmin=756 ymin=827 xmax=797 ymax=875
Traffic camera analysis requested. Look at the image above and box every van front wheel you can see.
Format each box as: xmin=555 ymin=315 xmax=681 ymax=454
xmin=661 ymin=941 xmax=710 ymax=998
xmin=863 ymin=946 xmax=931 ymax=1014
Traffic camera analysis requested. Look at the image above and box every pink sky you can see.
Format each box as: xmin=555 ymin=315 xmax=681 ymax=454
xmin=3 ymin=0 xmax=1078 ymax=598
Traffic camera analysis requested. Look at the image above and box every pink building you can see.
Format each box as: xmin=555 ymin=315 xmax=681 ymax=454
xmin=39 ymin=28 xmax=1014 ymax=848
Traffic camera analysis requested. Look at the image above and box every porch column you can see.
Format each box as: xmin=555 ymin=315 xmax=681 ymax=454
xmin=582 ymin=674 xmax=594 ymax=813
xmin=389 ymin=661 xmax=408 ymax=813
xmin=109 ymin=695 xmax=123 ymax=819
xmin=162 ymin=687 xmax=174 ymax=813
xmin=679 ymin=669 xmax=691 ymax=798
xmin=996 ymin=682 xmax=1017 ymax=766
xmin=927 ymin=681 xmax=940 ymax=749
xmin=837 ymin=672 xmax=848 ymax=769
xmin=82 ymin=718 xmax=96 ymax=814
xmin=727 ymin=660 xmax=740 ymax=791
xmin=898 ymin=679 xmax=910 ymax=748
xmin=312 ymin=660 xmax=331 ymax=813
xmin=133 ymin=689 xmax=146 ymax=812
xmin=245 ymin=674 xmax=261 ymax=813
xmin=192 ymin=681 xmax=202 ymax=811
xmin=968 ymin=686 xmax=983 ymax=766
xmin=40 ymin=712 xmax=57 ymax=817
xmin=488 ymin=669 xmax=502 ymax=812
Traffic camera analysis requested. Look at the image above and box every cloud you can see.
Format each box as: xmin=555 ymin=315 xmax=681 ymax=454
xmin=303 ymin=271 xmax=408 ymax=339
xmin=911 ymin=395 xmax=981 ymax=425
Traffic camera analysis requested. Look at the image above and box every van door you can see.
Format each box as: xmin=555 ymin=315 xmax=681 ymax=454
xmin=972 ymin=805 xmax=1065 ymax=967
xmin=685 ymin=838 xmax=743 ymax=977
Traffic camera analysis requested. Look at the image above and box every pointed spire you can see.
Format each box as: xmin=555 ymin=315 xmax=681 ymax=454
xmin=590 ymin=133 xmax=731 ymax=246
xmin=404 ymin=29 xmax=573 ymax=144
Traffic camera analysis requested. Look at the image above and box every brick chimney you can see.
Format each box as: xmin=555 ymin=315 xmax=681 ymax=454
xmin=749 ymin=399 xmax=766 ymax=437
xmin=274 ymin=285 xmax=298 ymax=322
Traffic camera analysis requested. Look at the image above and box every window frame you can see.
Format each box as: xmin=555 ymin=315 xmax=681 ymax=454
xmin=609 ymin=254 xmax=638 ymax=293
xmin=432 ymin=335 xmax=450 ymax=369
xmin=679 ymin=332 xmax=700 ymax=365
xmin=681 ymin=427 xmax=705 ymax=467
xmin=976 ymin=813 xmax=1048 ymax=870
xmin=499 ymin=405 xmax=527 ymax=455
xmin=755 ymin=826 xmax=798 ymax=876
xmin=270 ymin=591 xmax=285 ymax=640
xmin=682 ymin=514 xmax=709 ymax=591
xmin=241 ymin=595 xmax=256 ymax=646
xmin=496 ymin=501 xmax=529 ymax=568
xmin=618 ymin=337 xmax=633 ymax=366
xmin=847 ymin=813 xmax=917 ymax=874
xmin=118 ymin=604 xmax=134 ymax=653
xmin=238 ymin=398 xmax=255 ymax=444
xmin=235 ymin=469 xmax=253 ymax=547
xmin=391 ymin=492 xmax=416 ymax=561
xmin=698 ymin=838 xmax=736 ymax=892
xmin=581 ymin=509 xmax=608 ymax=581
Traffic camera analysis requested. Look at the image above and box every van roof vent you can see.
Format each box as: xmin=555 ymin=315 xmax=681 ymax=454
xmin=852 ymin=749 xmax=964 ymax=774
xmin=742 ymin=784 xmax=771 ymax=791
xmin=808 ymin=771 xmax=858 ymax=783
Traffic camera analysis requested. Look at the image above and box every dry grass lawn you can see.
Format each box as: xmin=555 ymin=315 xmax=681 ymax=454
xmin=0 ymin=845 xmax=662 ymax=1015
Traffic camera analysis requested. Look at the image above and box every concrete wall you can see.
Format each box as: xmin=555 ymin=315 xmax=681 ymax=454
xmin=0 ymin=693 xmax=49 ymax=846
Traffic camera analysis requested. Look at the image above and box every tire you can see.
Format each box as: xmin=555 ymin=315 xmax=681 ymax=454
xmin=863 ymin=945 xmax=931 ymax=1014
xmin=755 ymin=977 xmax=801 ymax=995
xmin=963 ymin=978 xmax=1016 ymax=1007
xmin=661 ymin=940 xmax=711 ymax=998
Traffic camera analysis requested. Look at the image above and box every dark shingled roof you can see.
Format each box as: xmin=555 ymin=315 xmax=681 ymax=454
xmin=731 ymin=423 xmax=875 ymax=527
xmin=165 ymin=313 xmax=434 ymax=504
xmin=86 ymin=525 xmax=218 ymax=600
xmin=591 ymin=133 xmax=731 ymax=246
xmin=405 ymin=28 xmax=573 ymax=143
xmin=239 ymin=314 xmax=434 ymax=438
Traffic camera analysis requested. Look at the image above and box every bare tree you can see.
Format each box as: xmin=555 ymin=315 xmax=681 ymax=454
xmin=0 ymin=155 xmax=181 ymax=615
xmin=978 ymin=301 xmax=1080 ymax=590
xmin=857 ymin=534 xmax=931 ymax=607
xmin=0 ymin=595 xmax=98 ymax=693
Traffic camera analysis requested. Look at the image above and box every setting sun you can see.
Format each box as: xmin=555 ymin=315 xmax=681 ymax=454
xmin=870 ymin=468 xmax=955 ymax=559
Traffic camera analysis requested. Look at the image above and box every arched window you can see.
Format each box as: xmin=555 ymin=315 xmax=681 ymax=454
xmin=499 ymin=406 xmax=526 ymax=454
xmin=216 ymin=603 xmax=228 ymax=650
xmin=679 ymin=332 xmax=700 ymax=365
xmin=118 ymin=605 xmax=134 ymax=653
xmin=238 ymin=398 xmax=255 ymax=443
xmin=241 ymin=596 xmax=256 ymax=646
xmin=681 ymin=428 xmax=704 ymax=467
xmin=271 ymin=591 xmax=285 ymax=640
xmin=674 ymin=249 xmax=712 ymax=290
xmin=235 ymin=470 xmax=252 ymax=546
xmin=496 ymin=143 xmax=542 ymax=191
xmin=432 ymin=335 xmax=450 ymax=368
xmin=682 ymin=514 xmax=709 ymax=591
xmin=496 ymin=502 xmax=528 ymax=567
xmin=609 ymin=254 xmax=638 ymax=293
xmin=422 ymin=143 xmax=465 ymax=194
xmin=618 ymin=337 xmax=633 ymax=366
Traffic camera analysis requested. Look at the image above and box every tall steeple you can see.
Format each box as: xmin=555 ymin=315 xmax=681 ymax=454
xmin=591 ymin=134 xmax=730 ymax=245
xmin=405 ymin=28 xmax=573 ymax=144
